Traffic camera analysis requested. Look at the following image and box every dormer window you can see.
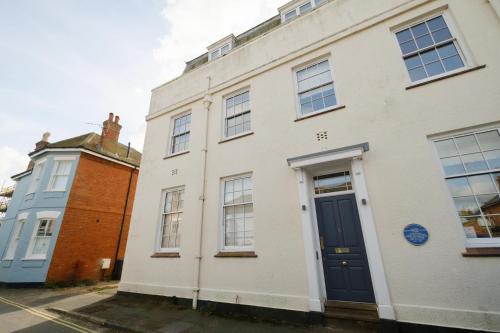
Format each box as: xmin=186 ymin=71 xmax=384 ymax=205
xmin=208 ymin=35 xmax=236 ymax=61
xmin=280 ymin=0 xmax=328 ymax=23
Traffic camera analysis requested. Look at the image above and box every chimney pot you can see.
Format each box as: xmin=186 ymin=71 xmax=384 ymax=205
xmin=100 ymin=113 xmax=122 ymax=154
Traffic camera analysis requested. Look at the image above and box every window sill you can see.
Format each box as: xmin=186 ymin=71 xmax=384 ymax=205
xmin=462 ymin=247 xmax=500 ymax=257
xmin=21 ymin=257 xmax=46 ymax=261
xmin=214 ymin=251 xmax=258 ymax=258
xmin=406 ymin=65 xmax=486 ymax=90
xmin=294 ymin=105 xmax=346 ymax=122
xmin=164 ymin=150 xmax=190 ymax=160
xmin=151 ymin=252 xmax=180 ymax=258
xmin=219 ymin=131 xmax=254 ymax=144
xmin=2 ymin=258 xmax=13 ymax=261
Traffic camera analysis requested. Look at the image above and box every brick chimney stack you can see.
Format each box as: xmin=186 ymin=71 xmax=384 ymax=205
xmin=35 ymin=132 xmax=51 ymax=151
xmin=100 ymin=113 xmax=122 ymax=154
xmin=28 ymin=132 xmax=51 ymax=169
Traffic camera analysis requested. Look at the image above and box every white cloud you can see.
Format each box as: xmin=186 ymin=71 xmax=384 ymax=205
xmin=0 ymin=147 xmax=30 ymax=186
xmin=153 ymin=0 xmax=285 ymax=81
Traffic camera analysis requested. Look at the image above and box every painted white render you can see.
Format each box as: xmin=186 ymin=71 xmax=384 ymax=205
xmin=121 ymin=0 xmax=500 ymax=331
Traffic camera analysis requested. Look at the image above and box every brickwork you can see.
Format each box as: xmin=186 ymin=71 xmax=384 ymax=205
xmin=46 ymin=152 xmax=138 ymax=282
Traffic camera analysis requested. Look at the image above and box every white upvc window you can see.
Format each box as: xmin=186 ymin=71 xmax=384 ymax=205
xmin=47 ymin=160 xmax=72 ymax=191
xmin=169 ymin=113 xmax=191 ymax=155
xmin=224 ymin=90 xmax=251 ymax=138
xmin=295 ymin=58 xmax=338 ymax=117
xmin=434 ymin=128 xmax=500 ymax=247
xmin=4 ymin=219 xmax=26 ymax=260
xmin=27 ymin=160 xmax=46 ymax=194
xmin=221 ymin=174 xmax=254 ymax=251
xmin=158 ymin=187 xmax=184 ymax=252
xmin=26 ymin=219 xmax=54 ymax=259
xmin=281 ymin=0 xmax=327 ymax=23
xmin=395 ymin=13 xmax=466 ymax=82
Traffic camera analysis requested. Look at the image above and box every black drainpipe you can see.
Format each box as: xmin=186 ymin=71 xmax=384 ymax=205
xmin=112 ymin=164 xmax=135 ymax=280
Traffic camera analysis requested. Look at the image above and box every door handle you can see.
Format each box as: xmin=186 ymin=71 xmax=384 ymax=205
xmin=341 ymin=261 xmax=348 ymax=266
xmin=320 ymin=237 xmax=325 ymax=250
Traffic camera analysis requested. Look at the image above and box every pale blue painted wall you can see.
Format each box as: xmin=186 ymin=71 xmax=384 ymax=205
xmin=0 ymin=151 xmax=81 ymax=283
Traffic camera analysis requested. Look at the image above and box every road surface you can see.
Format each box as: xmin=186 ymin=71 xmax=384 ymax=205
xmin=0 ymin=295 xmax=98 ymax=333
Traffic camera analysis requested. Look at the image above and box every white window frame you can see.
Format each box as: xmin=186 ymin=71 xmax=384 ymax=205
xmin=281 ymin=0 xmax=328 ymax=23
xmin=209 ymin=43 xmax=231 ymax=61
xmin=167 ymin=111 xmax=191 ymax=156
xmin=293 ymin=56 xmax=339 ymax=119
xmin=3 ymin=213 xmax=29 ymax=260
xmin=156 ymin=186 xmax=184 ymax=253
xmin=431 ymin=126 xmax=500 ymax=248
xmin=24 ymin=212 xmax=59 ymax=260
xmin=219 ymin=173 xmax=254 ymax=252
xmin=46 ymin=156 xmax=75 ymax=192
xmin=27 ymin=158 xmax=47 ymax=194
xmin=392 ymin=10 xmax=475 ymax=85
xmin=222 ymin=88 xmax=252 ymax=139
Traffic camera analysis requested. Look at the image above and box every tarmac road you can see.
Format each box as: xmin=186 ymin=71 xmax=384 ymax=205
xmin=0 ymin=295 xmax=98 ymax=333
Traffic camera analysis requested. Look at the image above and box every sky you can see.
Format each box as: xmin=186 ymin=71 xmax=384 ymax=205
xmin=0 ymin=0 xmax=285 ymax=186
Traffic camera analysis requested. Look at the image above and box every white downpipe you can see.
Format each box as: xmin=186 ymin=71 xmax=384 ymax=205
xmin=192 ymin=77 xmax=212 ymax=310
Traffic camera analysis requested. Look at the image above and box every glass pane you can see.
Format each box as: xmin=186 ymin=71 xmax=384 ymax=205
xmin=431 ymin=28 xmax=452 ymax=43
xmin=425 ymin=61 xmax=444 ymax=76
xmin=437 ymin=43 xmax=459 ymax=59
xmin=415 ymin=34 xmax=433 ymax=49
xmin=468 ymin=174 xmax=497 ymax=194
xmin=477 ymin=130 xmax=500 ymax=151
xmin=400 ymin=40 xmax=417 ymax=55
xmin=477 ymin=194 xmax=500 ymax=212
xmin=404 ymin=55 xmax=423 ymax=70
xmin=427 ymin=16 xmax=447 ymax=31
xmin=32 ymin=236 xmax=51 ymax=255
xmin=442 ymin=55 xmax=464 ymax=72
xmin=453 ymin=196 xmax=480 ymax=216
xmin=493 ymin=173 xmax=500 ymax=192
xmin=298 ymin=71 xmax=332 ymax=92
xmin=440 ymin=156 xmax=465 ymax=176
xmin=462 ymin=153 xmax=488 ymax=173
xmin=411 ymin=23 xmax=429 ymax=38
xmin=324 ymin=95 xmax=336 ymax=108
xmin=446 ymin=177 xmax=472 ymax=197
xmin=314 ymin=172 xmax=351 ymax=194
xmin=285 ymin=10 xmax=296 ymax=21
xmin=455 ymin=135 xmax=480 ymax=154
xmin=299 ymin=2 xmax=312 ymax=14
xmin=484 ymin=150 xmax=500 ymax=170
xmin=435 ymin=139 xmax=458 ymax=158
xmin=408 ymin=67 xmax=427 ymax=81
xmin=485 ymin=215 xmax=500 ymax=237
xmin=461 ymin=217 xmax=491 ymax=238
xmin=396 ymin=29 xmax=413 ymax=44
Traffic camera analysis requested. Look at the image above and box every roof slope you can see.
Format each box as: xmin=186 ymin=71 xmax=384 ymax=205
xmin=32 ymin=132 xmax=141 ymax=167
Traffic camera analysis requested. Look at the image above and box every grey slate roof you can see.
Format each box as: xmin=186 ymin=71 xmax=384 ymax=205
xmin=30 ymin=132 xmax=141 ymax=167
xmin=183 ymin=15 xmax=281 ymax=73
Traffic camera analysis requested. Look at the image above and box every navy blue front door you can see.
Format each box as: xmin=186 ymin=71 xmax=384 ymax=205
xmin=315 ymin=194 xmax=375 ymax=303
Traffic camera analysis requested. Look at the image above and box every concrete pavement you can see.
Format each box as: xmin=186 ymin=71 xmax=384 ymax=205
xmin=0 ymin=283 xmax=378 ymax=333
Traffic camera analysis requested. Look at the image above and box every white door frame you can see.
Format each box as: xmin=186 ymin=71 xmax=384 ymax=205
xmin=288 ymin=143 xmax=395 ymax=319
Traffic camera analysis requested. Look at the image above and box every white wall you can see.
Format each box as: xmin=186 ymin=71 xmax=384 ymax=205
xmin=122 ymin=0 xmax=500 ymax=330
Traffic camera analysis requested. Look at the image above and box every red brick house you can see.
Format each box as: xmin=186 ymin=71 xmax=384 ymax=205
xmin=0 ymin=113 xmax=141 ymax=284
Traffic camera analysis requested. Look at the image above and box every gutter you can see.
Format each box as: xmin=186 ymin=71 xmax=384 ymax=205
xmin=192 ymin=77 xmax=213 ymax=309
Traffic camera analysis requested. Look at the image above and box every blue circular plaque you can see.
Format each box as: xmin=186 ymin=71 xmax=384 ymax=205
xmin=404 ymin=224 xmax=429 ymax=246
